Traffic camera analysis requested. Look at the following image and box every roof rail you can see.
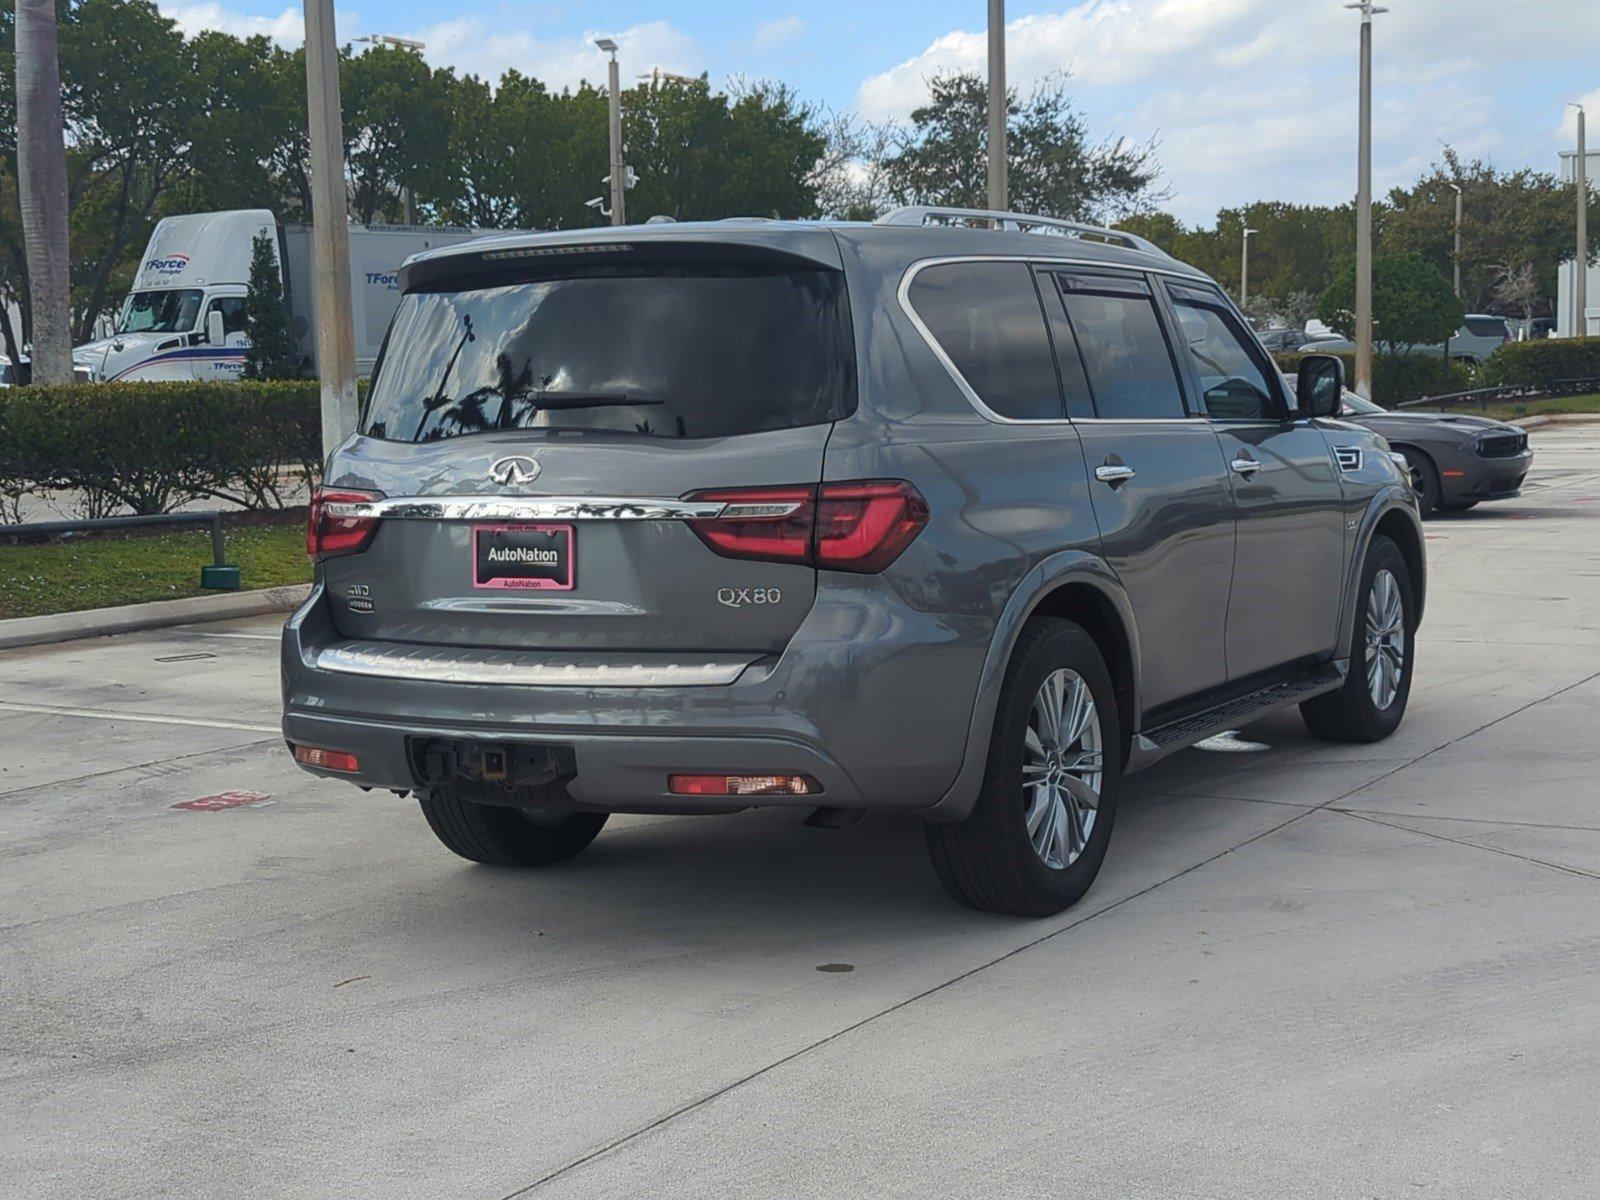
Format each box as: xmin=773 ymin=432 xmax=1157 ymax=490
xmin=874 ymin=205 xmax=1169 ymax=259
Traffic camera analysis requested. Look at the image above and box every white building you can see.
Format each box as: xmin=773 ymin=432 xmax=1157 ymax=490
xmin=1556 ymin=148 xmax=1598 ymax=337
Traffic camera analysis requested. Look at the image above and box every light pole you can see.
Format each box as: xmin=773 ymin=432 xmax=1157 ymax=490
xmin=1449 ymin=181 xmax=1463 ymax=300
xmin=303 ymin=0 xmax=358 ymax=455
xmin=1346 ymin=1 xmax=1386 ymax=400
xmin=1241 ymin=227 xmax=1258 ymax=312
xmin=987 ymin=0 xmax=1007 ymax=212
xmin=596 ymin=38 xmax=626 ymax=226
xmin=355 ymin=35 xmax=426 ymax=224
xmin=1571 ymin=103 xmax=1588 ymax=337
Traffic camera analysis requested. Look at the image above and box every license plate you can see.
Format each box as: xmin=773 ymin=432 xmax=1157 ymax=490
xmin=472 ymin=523 xmax=574 ymax=591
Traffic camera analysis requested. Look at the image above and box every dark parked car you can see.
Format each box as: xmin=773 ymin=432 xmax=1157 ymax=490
xmin=285 ymin=206 xmax=1423 ymax=916
xmin=1256 ymin=328 xmax=1320 ymax=353
xmin=1337 ymin=391 xmax=1532 ymax=515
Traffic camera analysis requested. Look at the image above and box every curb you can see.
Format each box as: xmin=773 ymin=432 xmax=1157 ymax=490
xmin=1514 ymin=414 xmax=1600 ymax=429
xmin=0 ymin=584 xmax=310 ymax=651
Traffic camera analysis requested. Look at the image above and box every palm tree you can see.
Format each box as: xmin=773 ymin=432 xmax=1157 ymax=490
xmin=15 ymin=0 xmax=73 ymax=384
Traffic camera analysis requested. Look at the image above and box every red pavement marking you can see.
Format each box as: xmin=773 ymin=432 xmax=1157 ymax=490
xmin=171 ymin=791 xmax=269 ymax=812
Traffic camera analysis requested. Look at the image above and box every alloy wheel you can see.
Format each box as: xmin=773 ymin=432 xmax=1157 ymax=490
xmin=1022 ymin=668 xmax=1104 ymax=870
xmin=1365 ymin=568 xmax=1406 ymax=710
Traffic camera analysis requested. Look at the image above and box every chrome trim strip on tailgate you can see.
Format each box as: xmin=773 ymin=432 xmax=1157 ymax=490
xmin=316 ymin=641 xmax=758 ymax=687
xmin=322 ymin=496 xmax=730 ymax=522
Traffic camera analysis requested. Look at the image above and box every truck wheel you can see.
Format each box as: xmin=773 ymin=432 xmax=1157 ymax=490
xmin=1397 ymin=447 xmax=1439 ymax=516
xmin=925 ymin=618 xmax=1121 ymax=917
xmin=1300 ymin=535 xmax=1415 ymax=743
xmin=419 ymin=784 xmax=607 ymax=867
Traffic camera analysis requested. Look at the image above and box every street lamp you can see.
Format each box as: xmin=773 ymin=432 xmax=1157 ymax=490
xmin=355 ymin=34 xmax=427 ymax=224
xmin=596 ymin=38 xmax=626 ymax=226
xmin=1241 ymin=227 xmax=1258 ymax=312
xmin=1449 ymin=182 xmax=1463 ymax=300
xmin=987 ymin=0 xmax=1006 ymax=212
xmin=1570 ymin=103 xmax=1588 ymax=337
xmin=1345 ymin=0 xmax=1386 ymax=400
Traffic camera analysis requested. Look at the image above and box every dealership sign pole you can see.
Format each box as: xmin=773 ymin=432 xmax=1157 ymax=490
xmin=1573 ymin=104 xmax=1588 ymax=337
xmin=987 ymin=0 xmax=1007 ymax=212
xmin=304 ymin=0 xmax=360 ymax=457
xmin=1347 ymin=1 xmax=1385 ymax=401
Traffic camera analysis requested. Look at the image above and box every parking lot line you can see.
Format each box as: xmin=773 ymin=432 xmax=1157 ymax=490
xmin=0 ymin=698 xmax=277 ymax=734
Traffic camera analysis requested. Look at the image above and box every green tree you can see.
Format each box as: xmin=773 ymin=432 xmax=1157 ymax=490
xmin=341 ymin=44 xmax=455 ymax=224
xmin=1382 ymin=149 xmax=1600 ymax=315
xmin=1318 ymin=252 xmax=1465 ymax=352
xmin=429 ymin=72 xmax=606 ymax=229
xmin=623 ymin=76 xmax=826 ymax=222
xmin=241 ymin=229 xmax=295 ymax=379
xmin=884 ymin=72 xmax=1162 ymax=222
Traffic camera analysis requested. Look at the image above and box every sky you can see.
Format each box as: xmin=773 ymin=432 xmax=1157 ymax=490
xmin=160 ymin=0 xmax=1600 ymax=225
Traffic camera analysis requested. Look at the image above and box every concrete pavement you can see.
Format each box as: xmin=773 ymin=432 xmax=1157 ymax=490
xmin=3 ymin=426 xmax=1598 ymax=1198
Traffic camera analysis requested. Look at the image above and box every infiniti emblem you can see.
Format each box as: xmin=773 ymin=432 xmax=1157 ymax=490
xmin=488 ymin=455 xmax=541 ymax=487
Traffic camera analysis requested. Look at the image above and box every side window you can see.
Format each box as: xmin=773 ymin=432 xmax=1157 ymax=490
xmin=907 ymin=261 xmax=1065 ymax=420
xmin=1051 ymin=275 xmax=1187 ymax=420
xmin=209 ymin=297 xmax=247 ymax=336
xmin=1168 ymin=293 xmax=1283 ymax=421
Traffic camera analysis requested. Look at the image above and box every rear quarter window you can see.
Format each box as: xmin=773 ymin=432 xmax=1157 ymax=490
xmin=906 ymin=261 xmax=1065 ymax=420
xmin=363 ymin=263 xmax=856 ymax=442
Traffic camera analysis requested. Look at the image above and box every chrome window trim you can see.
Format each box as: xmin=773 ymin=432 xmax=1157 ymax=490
xmin=316 ymin=642 xmax=758 ymax=687
xmin=897 ymin=254 xmax=1214 ymax=427
xmin=322 ymin=496 xmax=732 ymax=522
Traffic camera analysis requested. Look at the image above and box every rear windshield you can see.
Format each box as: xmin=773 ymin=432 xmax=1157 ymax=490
xmin=363 ymin=264 xmax=855 ymax=442
xmin=1463 ymin=316 xmax=1508 ymax=339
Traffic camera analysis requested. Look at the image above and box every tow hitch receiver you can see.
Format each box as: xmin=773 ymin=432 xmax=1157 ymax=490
xmin=409 ymin=738 xmax=576 ymax=791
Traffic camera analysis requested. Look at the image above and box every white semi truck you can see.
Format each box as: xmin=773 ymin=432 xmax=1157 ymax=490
xmin=71 ymin=209 xmax=504 ymax=383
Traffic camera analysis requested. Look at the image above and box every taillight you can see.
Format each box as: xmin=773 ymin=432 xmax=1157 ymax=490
xmin=307 ymin=487 xmax=382 ymax=560
xmin=686 ymin=480 xmax=927 ymax=573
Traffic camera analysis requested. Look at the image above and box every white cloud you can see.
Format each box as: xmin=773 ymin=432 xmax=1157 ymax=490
xmin=855 ymin=0 xmax=1600 ymax=221
xmin=161 ymin=0 xmax=303 ymax=43
xmin=1557 ymin=88 xmax=1600 ymax=144
xmin=404 ymin=18 xmax=702 ymax=90
xmin=753 ymin=16 xmax=805 ymax=49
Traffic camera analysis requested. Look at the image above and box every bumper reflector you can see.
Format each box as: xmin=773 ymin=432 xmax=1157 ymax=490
xmin=669 ymin=773 xmax=821 ymax=797
xmin=291 ymin=744 xmax=361 ymax=773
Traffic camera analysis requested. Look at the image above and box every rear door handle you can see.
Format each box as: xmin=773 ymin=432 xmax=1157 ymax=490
xmin=1094 ymin=464 xmax=1136 ymax=486
xmin=1230 ymin=455 xmax=1261 ymax=477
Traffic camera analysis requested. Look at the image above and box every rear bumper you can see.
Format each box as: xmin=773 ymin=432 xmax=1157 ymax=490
xmin=281 ymin=581 xmax=989 ymax=813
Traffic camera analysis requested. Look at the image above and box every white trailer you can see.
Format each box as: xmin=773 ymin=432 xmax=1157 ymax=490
xmin=72 ymin=210 xmax=508 ymax=383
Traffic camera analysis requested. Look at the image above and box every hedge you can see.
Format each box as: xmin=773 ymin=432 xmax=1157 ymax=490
xmin=1477 ymin=336 xmax=1600 ymax=391
xmin=0 ymin=381 xmax=321 ymax=518
xmin=1273 ymin=350 xmax=1475 ymax=409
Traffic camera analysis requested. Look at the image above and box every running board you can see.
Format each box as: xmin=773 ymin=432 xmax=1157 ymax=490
xmin=1135 ymin=663 xmax=1346 ymax=758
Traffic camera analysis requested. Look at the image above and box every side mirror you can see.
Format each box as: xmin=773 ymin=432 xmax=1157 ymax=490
xmin=1296 ymin=354 xmax=1345 ymax=419
xmin=206 ymin=309 xmax=226 ymax=346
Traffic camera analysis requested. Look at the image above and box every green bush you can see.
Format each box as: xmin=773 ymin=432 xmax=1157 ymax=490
xmin=1274 ymin=350 xmax=1476 ymax=409
xmin=1477 ymin=337 xmax=1600 ymax=390
xmin=0 ymin=381 xmax=321 ymax=517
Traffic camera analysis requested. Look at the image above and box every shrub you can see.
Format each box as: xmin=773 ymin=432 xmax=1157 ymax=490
xmin=0 ymin=381 xmax=321 ymax=517
xmin=1274 ymin=349 xmax=1475 ymax=409
xmin=1477 ymin=336 xmax=1600 ymax=391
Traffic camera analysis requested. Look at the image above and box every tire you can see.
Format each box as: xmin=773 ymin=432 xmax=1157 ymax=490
xmin=925 ymin=618 xmax=1121 ymax=917
xmin=1397 ymin=447 xmax=1439 ymax=517
xmin=1300 ymin=534 xmax=1415 ymax=743
xmin=419 ymin=783 xmax=607 ymax=867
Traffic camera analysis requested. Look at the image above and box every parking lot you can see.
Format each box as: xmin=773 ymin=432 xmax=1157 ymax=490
xmin=3 ymin=423 xmax=1598 ymax=1198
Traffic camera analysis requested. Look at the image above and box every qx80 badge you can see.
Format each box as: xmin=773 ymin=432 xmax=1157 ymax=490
xmin=718 ymin=587 xmax=782 ymax=609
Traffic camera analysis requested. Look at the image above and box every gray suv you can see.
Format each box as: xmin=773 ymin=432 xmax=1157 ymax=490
xmin=283 ymin=207 xmax=1424 ymax=916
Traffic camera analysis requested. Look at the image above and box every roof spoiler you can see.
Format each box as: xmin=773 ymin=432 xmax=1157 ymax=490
xmin=875 ymin=206 xmax=1170 ymax=259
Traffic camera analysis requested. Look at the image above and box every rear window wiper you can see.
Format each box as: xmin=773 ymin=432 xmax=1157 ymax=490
xmin=521 ymin=391 xmax=664 ymax=410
